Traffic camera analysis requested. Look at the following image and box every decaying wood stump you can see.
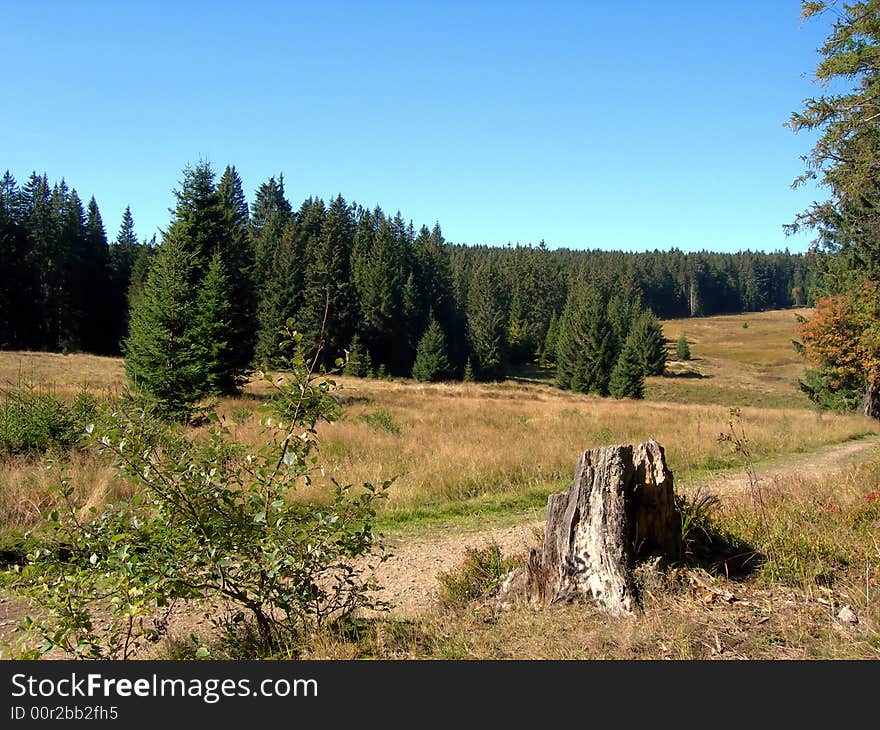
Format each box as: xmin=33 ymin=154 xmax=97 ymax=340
xmin=500 ymin=440 xmax=680 ymax=616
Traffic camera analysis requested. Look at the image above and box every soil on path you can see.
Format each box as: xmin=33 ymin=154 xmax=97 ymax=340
xmin=2 ymin=436 xmax=878 ymax=650
xmin=372 ymin=435 xmax=880 ymax=616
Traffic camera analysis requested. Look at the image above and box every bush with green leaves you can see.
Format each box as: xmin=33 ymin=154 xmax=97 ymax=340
xmin=12 ymin=326 xmax=391 ymax=658
xmin=676 ymin=333 xmax=691 ymax=361
xmin=437 ymin=542 xmax=521 ymax=609
xmin=0 ymin=387 xmax=98 ymax=456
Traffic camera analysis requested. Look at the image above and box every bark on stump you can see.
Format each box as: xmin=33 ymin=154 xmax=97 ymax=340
xmin=504 ymin=440 xmax=680 ymax=617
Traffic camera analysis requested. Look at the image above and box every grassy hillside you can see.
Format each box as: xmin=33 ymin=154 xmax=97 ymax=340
xmin=2 ymin=307 xmax=879 ymax=660
xmin=0 ymin=307 xmax=875 ymax=533
xmin=648 ymin=308 xmax=813 ymax=408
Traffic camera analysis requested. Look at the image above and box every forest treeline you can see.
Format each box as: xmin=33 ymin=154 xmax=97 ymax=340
xmin=0 ymin=163 xmax=812 ymax=393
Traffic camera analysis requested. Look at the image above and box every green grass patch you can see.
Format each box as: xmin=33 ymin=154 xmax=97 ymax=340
xmin=377 ymin=487 xmax=553 ymax=533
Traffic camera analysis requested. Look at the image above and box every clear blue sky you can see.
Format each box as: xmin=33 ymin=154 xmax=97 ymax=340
xmin=0 ymin=1 xmax=837 ymax=253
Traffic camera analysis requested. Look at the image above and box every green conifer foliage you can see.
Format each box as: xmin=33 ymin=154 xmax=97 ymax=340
xmin=540 ymin=311 xmax=559 ymax=366
xmin=123 ymin=237 xmax=204 ymax=421
xmin=412 ymin=317 xmax=452 ymax=382
xmin=194 ymin=250 xmax=239 ymax=395
xmin=609 ymin=333 xmax=645 ymax=399
xmin=630 ymin=309 xmax=667 ymax=376
xmin=463 ymin=357 xmax=475 ymax=382
xmin=676 ymin=332 xmax=691 ymax=361
xmin=344 ymin=334 xmax=369 ymax=377
xmin=555 ymin=282 xmax=615 ymax=394
xmin=216 ymin=165 xmax=257 ymax=378
xmin=466 ymin=260 xmax=508 ymax=381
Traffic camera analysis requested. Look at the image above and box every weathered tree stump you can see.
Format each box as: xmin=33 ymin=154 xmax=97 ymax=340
xmin=501 ymin=440 xmax=680 ymax=616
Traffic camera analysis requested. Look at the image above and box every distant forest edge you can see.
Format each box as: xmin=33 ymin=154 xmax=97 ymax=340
xmin=0 ymin=164 xmax=812 ymax=384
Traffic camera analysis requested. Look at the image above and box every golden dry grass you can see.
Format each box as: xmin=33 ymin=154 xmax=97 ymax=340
xmin=649 ymin=307 xmax=814 ymax=408
xmin=297 ymin=451 xmax=880 ymax=660
xmin=0 ymin=350 xmax=126 ymax=400
xmin=0 ymin=306 xmax=877 ymax=527
xmin=297 ymin=378 xmax=876 ymax=511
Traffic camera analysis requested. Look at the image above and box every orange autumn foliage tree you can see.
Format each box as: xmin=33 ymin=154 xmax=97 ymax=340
xmin=800 ymin=279 xmax=880 ymax=419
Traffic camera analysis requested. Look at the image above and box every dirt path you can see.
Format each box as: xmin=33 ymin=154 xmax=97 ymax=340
xmin=684 ymin=435 xmax=879 ymax=497
xmin=2 ymin=436 xmax=878 ymax=650
xmin=373 ymin=435 xmax=880 ymax=616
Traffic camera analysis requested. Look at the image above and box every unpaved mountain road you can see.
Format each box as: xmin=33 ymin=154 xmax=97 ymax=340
xmin=1 ymin=435 xmax=878 ymax=648
xmin=372 ymin=435 xmax=880 ymax=616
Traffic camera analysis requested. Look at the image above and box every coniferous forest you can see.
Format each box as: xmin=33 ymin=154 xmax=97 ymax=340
xmin=0 ymin=162 xmax=812 ymax=412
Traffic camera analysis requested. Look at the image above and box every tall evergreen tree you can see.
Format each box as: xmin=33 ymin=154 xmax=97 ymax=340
xmin=255 ymin=217 xmax=306 ymax=366
xmin=217 ymin=165 xmax=257 ymax=377
xmin=413 ymin=223 xmax=464 ymax=368
xmin=164 ymin=161 xmax=223 ymax=280
xmin=540 ymin=311 xmax=559 ymax=367
xmin=193 ymin=250 xmax=239 ymax=394
xmin=298 ymin=196 xmax=356 ymax=365
xmin=108 ymin=206 xmax=145 ymax=350
xmin=250 ymin=174 xmax=292 ymax=287
xmin=609 ymin=333 xmax=645 ymax=399
xmin=0 ymin=172 xmax=29 ymax=347
xmin=412 ymin=317 xmax=452 ymax=382
xmin=466 ymin=260 xmax=508 ymax=381
xmin=555 ymin=282 xmax=615 ymax=394
xmin=83 ymin=197 xmax=112 ymax=352
xmin=787 ymin=2 xmax=880 ymax=416
xmin=629 ymin=309 xmax=667 ymax=376
xmin=56 ymin=185 xmax=87 ymax=351
xmin=23 ymin=173 xmax=61 ymax=349
xmin=124 ymin=236 xmax=204 ymax=421
xmin=352 ymin=209 xmax=410 ymax=373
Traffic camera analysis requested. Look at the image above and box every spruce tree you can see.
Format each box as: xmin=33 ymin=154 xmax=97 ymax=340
xmin=165 ymin=160 xmax=223 ymax=277
xmin=412 ymin=317 xmax=452 ymax=382
xmin=629 ymin=309 xmax=667 ymax=376
xmin=56 ymin=186 xmax=87 ymax=351
xmin=463 ymin=357 xmax=475 ymax=382
xmin=413 ymin=222 xmax=465 ymax=370
xmin=351 ymin=209 xmax=411 ymax=374
xmin=555 ymin=282 xmax=615 ymax=394
xmin=108 ymin=206 xmax=145 ymax=350
xmin=124 ymin=236 xmax=204 ymax=421
xmin=676 ymin=332 xmax=691 ymax=361
xmin=217 ymin=165 xmax=257 ymax=377
xmin=540 ymin=311 xmax=559 ymax=367
xmin=250 ymin=174 xmax=292 ymax=287
xmin=344 ymin=334 xmax=369 ymax=377
xmin=609 ymin=333 xmax=645 ymax=399
xmin=193 ymin=250 xmax=239 ymax=395
xmin=466 ymin=260 xmax=508 ymax=381
xmin=298 ymin=196 xmax=356 ymax=365
xmin=83 ymin=197 xmax=111 ymax=353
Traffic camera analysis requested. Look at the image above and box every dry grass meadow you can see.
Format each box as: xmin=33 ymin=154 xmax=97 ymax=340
xmin=2 ymin=306 xmax=880 ymax=659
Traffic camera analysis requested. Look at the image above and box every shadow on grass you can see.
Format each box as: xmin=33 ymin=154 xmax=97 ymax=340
xmin=675 ymin=492 xmax=763 ymax=579
xmin=664 ymin=369 xmax=709 ymax=379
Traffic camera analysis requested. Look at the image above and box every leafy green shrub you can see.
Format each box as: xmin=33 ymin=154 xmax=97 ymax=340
xmin=229 ymin=406 xmax=252 ymax=425
xmin=676 ymin=332 xmax=691 ymax=361
xmin=437 ymin=542 xmax=521 ymax=609
xmin=365 ymin=409 xmax=401 ymax=434
xmin=0 ymin=386 xmax=102 ymax=456
xmin=13 ymin=327 xmax=392 ymax=658
xmin=0 ymin=388 xmax=76 ymax=455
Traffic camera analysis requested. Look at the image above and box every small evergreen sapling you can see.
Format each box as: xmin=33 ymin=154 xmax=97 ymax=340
xmin=412 ymin=317 xmax=452 ymax=382
xmin=676 ymin=332 xmax=691 ymax=361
